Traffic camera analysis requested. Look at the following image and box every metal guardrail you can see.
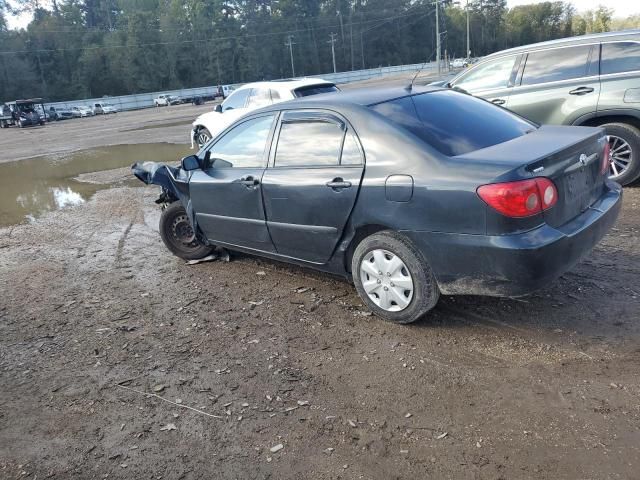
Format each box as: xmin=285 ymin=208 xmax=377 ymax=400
xmin=46 ymin=61 xmax=438 ymax=112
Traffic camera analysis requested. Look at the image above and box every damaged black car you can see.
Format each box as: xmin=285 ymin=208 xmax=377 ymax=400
xmin=133 ymin=86 xmax=621 ymax=324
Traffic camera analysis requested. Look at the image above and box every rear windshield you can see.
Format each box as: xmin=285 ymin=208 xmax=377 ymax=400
xmin=370 ymin=90 xmax=535 ymax=156
xmin=293 ymin=84 xmax=339 ymax=97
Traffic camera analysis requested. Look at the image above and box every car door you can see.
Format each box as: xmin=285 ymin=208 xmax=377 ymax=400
xmin=506 ymin=44 xmax=600 ymax=125
xmin=261 ymin=111 xmax=365 ymax=264
xmin=450 ymin=54 xmax=520 ymax=107
xmin=189 ymin=113 xmax=277 ymax=252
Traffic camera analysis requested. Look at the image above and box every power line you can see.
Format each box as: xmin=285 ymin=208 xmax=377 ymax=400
xmin=0 ymin=7 xmax=434 ymax=55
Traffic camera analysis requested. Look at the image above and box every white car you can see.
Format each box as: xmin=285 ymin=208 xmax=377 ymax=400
xmin=450 ymin=58 xmax=469 ymax=69
xmin=72 ymin=105 xmax=94 ymax=117
xmin=154 ymin=94 xmax=181 ymax=106
xmin=93 ymin=102 xmax=118 ymax=114
xmin=191 ymin=78 xmax=339 ymax=148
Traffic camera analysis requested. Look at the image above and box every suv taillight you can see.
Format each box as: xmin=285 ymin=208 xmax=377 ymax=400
xmin=601 ymin=140 xmax=611 ymax=175
xmin=477 ymin=178 xmax=557 ymax=218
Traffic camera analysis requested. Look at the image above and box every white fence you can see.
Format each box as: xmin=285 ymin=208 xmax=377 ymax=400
xmin=47 ymin=61 xmax=438 ymax=112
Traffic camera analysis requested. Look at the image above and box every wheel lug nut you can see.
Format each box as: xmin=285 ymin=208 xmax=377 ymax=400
xmin=386 ymin=272 xmax=391 ymax=276
xmin=378 ymin=271 xmax=383 ymax=275
xmin=383 ymin=286 xmax=389 ymax=291
xmin=377 ymin=279 xmax=381 ymax=284
xmin=390 ymin=282 xmax=395 ymax=287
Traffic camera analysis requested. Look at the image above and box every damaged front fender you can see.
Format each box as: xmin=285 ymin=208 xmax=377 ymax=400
xmin=131 ymin=161 xmax=205 ymax=244
xmin=131 ymin=161 xmax=190 ymax=204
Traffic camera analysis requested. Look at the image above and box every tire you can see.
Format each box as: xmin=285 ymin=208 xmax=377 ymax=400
xmin=195 ymin=127 xmax=212 ymax=148
xmin=602 ymin=123 xmax=640 ymax=186
xmin=159 ymin=202 xmax=213 ymax=260
xmin=351 ymin=231 xmax=440 ymax=324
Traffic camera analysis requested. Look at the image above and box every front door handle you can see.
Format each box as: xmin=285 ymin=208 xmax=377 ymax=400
xmin=239 ymin=176 xmax=259 ymax=187
xmin=569 ymin=86 xmax=594 ymax=95
xmin=491 ymin=98 xmax=506 ymax=105
xmin=326 ymin=178 xmax=352 ymax=190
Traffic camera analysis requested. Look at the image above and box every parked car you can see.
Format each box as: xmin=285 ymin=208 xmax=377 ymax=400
xmin=72 ymin=105 xmax=94 ymax=117
xmin=191 ymin=78 xmax=339 ymax=148
xmin=154 ymin=94 xmax=181 ymax=106
xmin=49 ymin=106 xmax=74 ymax=121
xmin=0 ymin=99 xmax=46 ymax=127
xmin=439 ymin=30 xmax=640 ymax=185
xmin=93 ymin=102 xmax=118 ymax=114
xmin=449 ymin=58 xmax=468 ymax=69
xmin=133 ymin=86 xmax=621 ymax=324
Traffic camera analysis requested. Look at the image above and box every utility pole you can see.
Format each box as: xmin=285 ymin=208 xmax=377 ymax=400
xmin=328 ymin=33 xmax=338 ymax=73
xmin=435 ymin=0 xmax=441 ymax=75
xmin=285 ymin=35 xmax=296 ymax=77
xmin=466 ymin=0 xmax=470 ymax=58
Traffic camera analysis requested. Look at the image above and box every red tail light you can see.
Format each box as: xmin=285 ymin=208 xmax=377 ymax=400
xmin=601 ymin=140 xmax=611 ymax=175
xmin=477 ymin=178 xmax=558 ymax=218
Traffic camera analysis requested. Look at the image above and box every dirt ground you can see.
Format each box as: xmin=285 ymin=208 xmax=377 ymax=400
xmin=2 ymin=75 xmax=640 ymax=479
xmin=0 ymin=103 xmax=213 ymax=163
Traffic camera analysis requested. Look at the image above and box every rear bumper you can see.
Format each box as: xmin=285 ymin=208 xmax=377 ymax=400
xmin=402 ymin=181 xmax=622 ymax=297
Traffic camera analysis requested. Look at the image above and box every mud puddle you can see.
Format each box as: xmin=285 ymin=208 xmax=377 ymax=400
xmin=0 ymin=143 xmax=190 ymax=227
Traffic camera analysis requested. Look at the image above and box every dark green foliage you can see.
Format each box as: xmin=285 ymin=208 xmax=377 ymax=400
xmin=0 ymin=0 xmax=626 ymax=101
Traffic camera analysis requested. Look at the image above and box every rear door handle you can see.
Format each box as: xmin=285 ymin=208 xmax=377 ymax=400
xmin=569 ymin=87 xmax=594 ymax=95
xmin=326 ymin=178 xmax=352 ymax=190
xmin=491 ymin=98 xmax=506 ymax=105
xmin=239 ymin=176 xmax=259 ymax=187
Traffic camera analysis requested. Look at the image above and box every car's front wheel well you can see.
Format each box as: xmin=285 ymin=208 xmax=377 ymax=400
xmin=579 ymin=115 xmax=640 ymax=132
xmin=344 ymin=224 xmax=393 ymax=273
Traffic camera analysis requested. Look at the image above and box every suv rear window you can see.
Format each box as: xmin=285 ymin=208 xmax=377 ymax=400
xmin=601 ymin=42 xmax=640 ymax=75
xmin=370 ymin=91 xmax=535 ymax=157
xmin=293 ymin=84 xmax=339 ymax=97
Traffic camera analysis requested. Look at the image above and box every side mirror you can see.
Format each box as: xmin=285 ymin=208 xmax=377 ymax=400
xmin=214 ymin=104 xmax=222 ymax=113
xmin=181 ymin=154 xmax=201 ymax=171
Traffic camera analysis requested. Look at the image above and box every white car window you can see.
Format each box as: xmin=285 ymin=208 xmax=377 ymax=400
xmin=246 ymin=88 xmax=272 ymax=108
xmin=222 ymin=88 xmax=251 ymax=111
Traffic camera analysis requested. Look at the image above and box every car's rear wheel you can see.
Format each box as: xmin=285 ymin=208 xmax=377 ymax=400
xmin=352 ymin=231 xmax=439 ymax=324
xmin=195 ymin=127 xmax=212 ymax=148
xmin=159 ymin=202 xmax=213 ymax=260
xmin=602 ymin=123 xmax=640 ymax=186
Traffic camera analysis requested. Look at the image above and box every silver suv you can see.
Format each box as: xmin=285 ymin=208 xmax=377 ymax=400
xmin=443 ymin=30 xmax=640 ymax=185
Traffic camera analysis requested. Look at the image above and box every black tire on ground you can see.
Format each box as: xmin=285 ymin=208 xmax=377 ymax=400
xmin=159 ymin=202 xmax=214 ymax=260
xmin=602 ymin=122 xmax=640 ymax=186
xmin=195 ymin=127 xmax=213 ymax=148
xmin=351 ymin=231 xmax=440 ymax=324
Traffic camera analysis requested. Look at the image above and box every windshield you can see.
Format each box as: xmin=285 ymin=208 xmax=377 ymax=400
xmin=370 ymin=90 xmax=536 ymax=156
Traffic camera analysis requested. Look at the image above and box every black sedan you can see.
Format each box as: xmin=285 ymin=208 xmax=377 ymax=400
xmin=132 ymin=86 xmax=621 ymax=324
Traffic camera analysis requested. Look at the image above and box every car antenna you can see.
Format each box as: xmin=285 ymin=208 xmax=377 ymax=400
xmin=407 ymin=53 xmax=434 ymax=92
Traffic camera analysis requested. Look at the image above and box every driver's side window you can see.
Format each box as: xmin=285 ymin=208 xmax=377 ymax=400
xmin=222 ymin=88 xmax=251 ymax=111
xmin=454 ymin=56 xmax=517 ymax=92
xmin=204 ymin=115 xmax=275 ymax=169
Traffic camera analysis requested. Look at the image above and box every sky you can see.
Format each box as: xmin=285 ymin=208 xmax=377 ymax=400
xmin=5 ymin=0 xmax=640 ymax=30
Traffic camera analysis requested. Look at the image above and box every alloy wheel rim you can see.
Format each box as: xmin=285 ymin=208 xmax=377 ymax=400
xmin=197 ymin=131 xmax=211 ymax=146
xmin=359 ymin=249 xmax=414 ymax=312
xmin=607 ymin=135 xmax=633 ymax=179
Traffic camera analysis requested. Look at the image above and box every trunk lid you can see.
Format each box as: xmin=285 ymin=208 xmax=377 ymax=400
xmin=456 ymin=125 xmax=607 ymax=228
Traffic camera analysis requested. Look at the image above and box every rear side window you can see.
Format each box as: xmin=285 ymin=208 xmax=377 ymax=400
xmin=246 ymin=88 xmax=272 ymax=108
xmin=521 ymin=45 xmax=591 ymax=85
xmin=293 ymin=84 xmax=339 ymax=98
xmin=370 ymin=91 xmax=535 ymax=157
xmin=601 ymin=42 xmax=640 ymax=75
xmin=275 ymin=121 xmax=343 ymax=167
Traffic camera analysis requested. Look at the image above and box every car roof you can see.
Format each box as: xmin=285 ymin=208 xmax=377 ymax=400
xmin=485 ymin=29 xmax=640 ymax=58
xmin=235 ymin=77 xmax=335 ymax=93
xmin=254 ymin=85 xmax=443 ymax=112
